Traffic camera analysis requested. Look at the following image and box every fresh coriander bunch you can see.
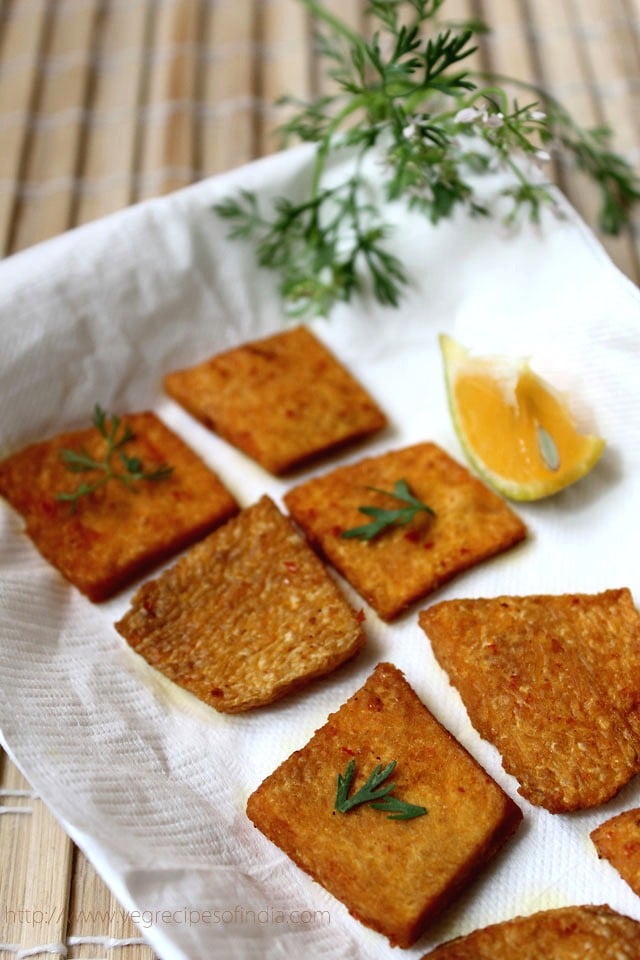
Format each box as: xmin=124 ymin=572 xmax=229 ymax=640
xmin=214 ymin=0 xmax=640 ymax=318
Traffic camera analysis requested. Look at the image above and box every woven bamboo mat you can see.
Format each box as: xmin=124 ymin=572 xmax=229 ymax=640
xmin=1 ymin=1 xmax=639 ymax=958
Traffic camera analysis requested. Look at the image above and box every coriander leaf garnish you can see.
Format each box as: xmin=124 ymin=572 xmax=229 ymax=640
xmin=335 ymin=758 xmax=427 ymax=821
xmin=215 ymin=0 xmax=640 ymax=318
xmin=55 ymin=404 xmax=173 ymax=512
xmin=336 ymin=758 xmax=397 ymax=812
xmin=341 ymin=478 xmax=435 ymax=541
xmin=369 ymin=796 xmax=430 ymax=821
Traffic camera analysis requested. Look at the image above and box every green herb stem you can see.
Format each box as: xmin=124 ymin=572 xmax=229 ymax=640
xmin=335 ymin=758 xmax=427 ymax=821
xmin=55 ymin=405 xmax=173 ymax=512
xmin=341 ymin=479 xmax=435 ymax=541
xmin=215 ymin=0 xmax=640 ymax=317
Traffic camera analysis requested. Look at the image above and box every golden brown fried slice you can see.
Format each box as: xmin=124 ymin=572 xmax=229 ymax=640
xmin=420 ymin=589 xmax=640 ymax=812
xmin=421 ymin=904 xmax=640 ymax=958
xmin=116 ymin=496 xmax=365 ymax=712
xmin=592 ymin=808 xmax=640 ymax=896
xmin=164 ymin=326 xmax=387 ymax=475
xmin=284 ymin=443 xmax=526 ymax=621
xmin=0 ymin=412 xmax=238 ymax=601
xmin=246 ymin=662 xmax=522 ymax=948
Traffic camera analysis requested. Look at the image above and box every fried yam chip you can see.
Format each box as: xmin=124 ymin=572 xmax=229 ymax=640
xmin=164 ymin=326 xmax=387 ymax=474
xmin=0 ymin=411 xmax=238 ymax=601
xmin=592 ymin=808 xmax=640 ymax=896
xmin=420 ymin=589 xmax=640 ymax=812
xmin=284 ymin=443 xmax=526 ymax=621
xmin=421 ymin=904 xmax=640 ymax=958
xmin=246 ymin=662 xmax=522 ymax=948
xmin=116 ymin=496 xmax=365 ymax=712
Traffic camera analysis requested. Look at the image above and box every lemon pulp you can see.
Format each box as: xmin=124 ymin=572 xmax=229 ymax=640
xmin=440 ymin=335 xmax=605 ymax=501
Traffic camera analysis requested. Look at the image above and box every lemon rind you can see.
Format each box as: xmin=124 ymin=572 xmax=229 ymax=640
xmin=439 ymin=333 xmax=606 ymax=502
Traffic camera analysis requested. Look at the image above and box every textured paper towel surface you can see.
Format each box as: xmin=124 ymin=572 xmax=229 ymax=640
xmin=0 ymin=144 xmax=639 ymax=960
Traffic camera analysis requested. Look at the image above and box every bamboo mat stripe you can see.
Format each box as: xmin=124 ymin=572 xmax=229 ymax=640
xmin=2 ymin=3 xmax=640 ymax=253
xmin=1 ymin=1 xmax=640 ymax=958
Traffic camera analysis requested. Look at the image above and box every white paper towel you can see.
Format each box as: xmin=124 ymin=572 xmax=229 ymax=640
xmin=1 ymin=143 xmax=639 ymax=960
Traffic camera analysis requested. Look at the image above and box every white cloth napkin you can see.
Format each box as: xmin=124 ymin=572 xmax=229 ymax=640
xmin=1 ymin=143 xmax=639 ymax=960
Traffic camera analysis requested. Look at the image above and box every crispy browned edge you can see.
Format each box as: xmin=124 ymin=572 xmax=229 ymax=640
xmin=84 ymin=511 xmax=234 ymax=602
xmin=419 ymin=590 xmax=640 ymax=813
xmin=591 ymin=808 xmax=640 ymax=896
xmin=284 ymin=443 xmax=527 ymax=621
xmin=114 ymin=495 xmax=367 ymax=712
xmin=401 ymin=799 xmax=522 ymax=948
xmin=420 ymin=904 xmax=640 ymax=958
xmin=0 ymin=412 xmax=239 ymax=602
xmin=266 ymin=426 xmax=389 ymax=477
xmin=372 ymin=511 xmax=526 ymax=622
xmin=89 ymin=482 xmax=238 ymax=602
xmin=163 ymin=326 xmax=387 ymax=475
xmin=246 ymin=661 xmax=522 ymax=948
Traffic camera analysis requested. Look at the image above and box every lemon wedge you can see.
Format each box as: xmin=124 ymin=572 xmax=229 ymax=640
xmin=440 ymin=334 xmax=605 ymax=501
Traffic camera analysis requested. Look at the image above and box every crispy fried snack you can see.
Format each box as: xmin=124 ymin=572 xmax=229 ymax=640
xmin=246 ymin=662 xmax=522 ymax=948
xmin=0 ymin=411 xmax=238 ymax=601
xmin=421 ymin=904 xmax=640 ymax=958
xmin=116 ymin=496 xmax=365 ymax=712
xmin=164 ymin=326 xmax=387 ymax=474
xmin=284 ymin=443 xmax=526 ymax=621
xmin=592 ymin=808 xmax=640 ymax=895
xmin=420 ymin=589 xmax=640 ymax=812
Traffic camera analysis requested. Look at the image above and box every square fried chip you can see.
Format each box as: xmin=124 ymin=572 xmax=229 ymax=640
xmin=163 ymin=325 xmax=387 ymax=475
xmin=420 ymin=589 xmax=640 ymax=812
xmin=284 ymin=443 xmax=526 ymax=621
xmin=246 ymin=662 xmax=522 ymax=948
xmin=592 ymin=808 xmax=640 ymax=896
xmin=421 ymin=905 xmax=640 ymax=959
xmin=0 ymin=410 xmax=238 ymax=601
xmin=115 ymin=496 xmax=365 ymax=712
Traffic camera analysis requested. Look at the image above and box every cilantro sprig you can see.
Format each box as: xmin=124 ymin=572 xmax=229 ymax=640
xmin=55 ymin=404 xmax=173 ymax=512
xmin=341 ymin=479 xmax=435 ymax=541
xmin=335 ymin=758 xmax=427 ymax=821
xmin=215 ymin=0 xmax=640 ymax=318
